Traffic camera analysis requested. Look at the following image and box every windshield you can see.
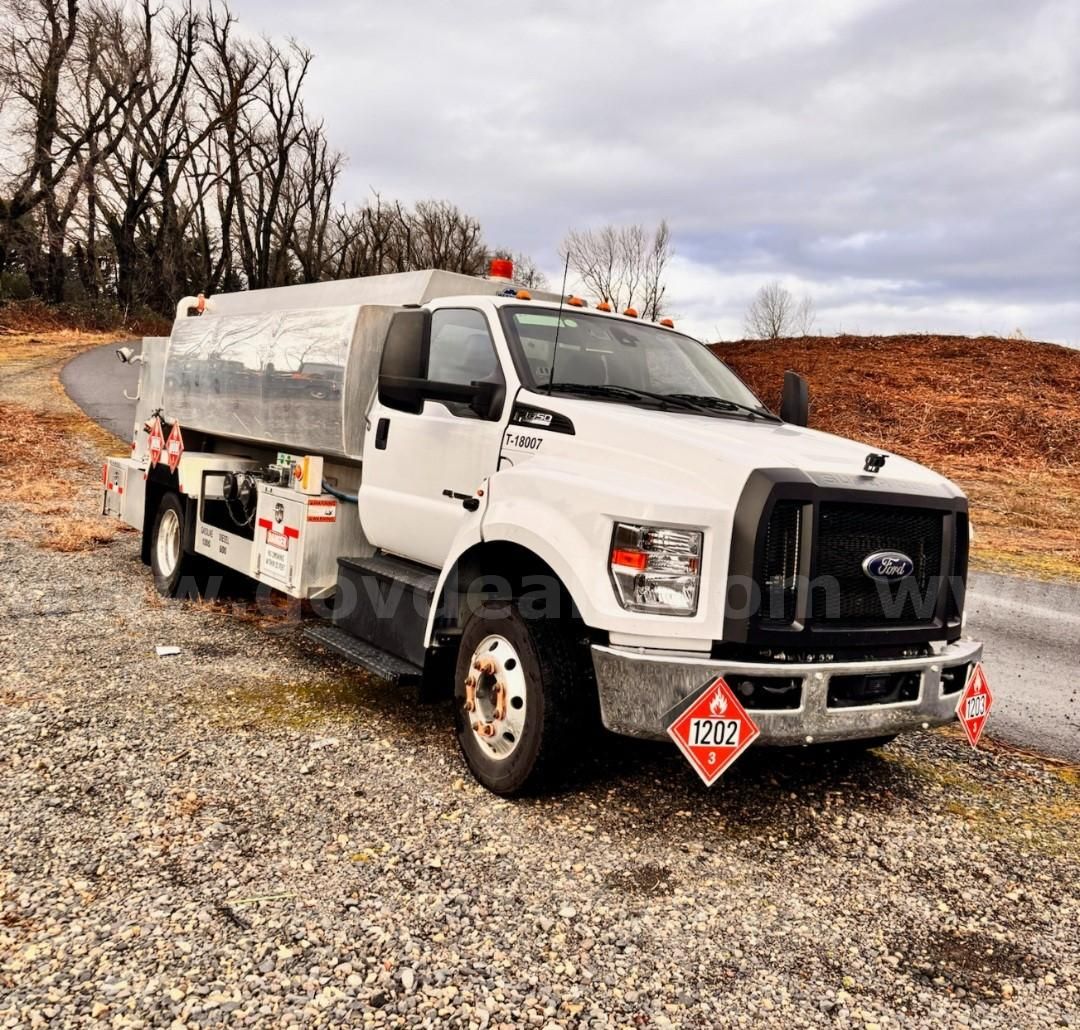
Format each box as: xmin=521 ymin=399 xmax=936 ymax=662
xmin=500 ymin=307 xmax=767 ymax=413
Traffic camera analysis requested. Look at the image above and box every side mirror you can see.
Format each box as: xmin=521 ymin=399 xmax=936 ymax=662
xmin=780 ymin=370 xmax=809 ymax=426
xmin=377 ymin=309 xmax=504 ymax=420
xmin=378 ymin=309 xmax=430 ymax=413
xmin=377 ymin=376 xmax=504 ymax=420
xmin=378 ymin=375 xmax=424 ymax=414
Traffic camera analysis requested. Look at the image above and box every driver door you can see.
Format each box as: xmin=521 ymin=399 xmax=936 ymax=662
xmin=359 ymin=307 xmax=507 ymax=568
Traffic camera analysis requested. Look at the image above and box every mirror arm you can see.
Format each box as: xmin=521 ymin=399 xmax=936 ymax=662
xmin=780 ymin=370 xmax=810 ymax=427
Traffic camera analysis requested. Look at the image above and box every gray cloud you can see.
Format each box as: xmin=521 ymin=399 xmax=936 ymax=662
xmin=229 ymin=0 xmax=1079 ymax=343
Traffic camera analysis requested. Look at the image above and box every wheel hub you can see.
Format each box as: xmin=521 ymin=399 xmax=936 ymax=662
xmin=462 ymin=634 xmax=527 ymax=760
xmin=156 ymin=508 xmax=181 ymax=578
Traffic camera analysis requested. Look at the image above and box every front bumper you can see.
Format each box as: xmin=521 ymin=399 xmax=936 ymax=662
xmin=591 ymin=638 xmax=983 ymax=744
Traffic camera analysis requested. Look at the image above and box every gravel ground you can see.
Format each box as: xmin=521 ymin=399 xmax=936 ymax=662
xmin=1 ymin=362 xmax=1079 ymax=1028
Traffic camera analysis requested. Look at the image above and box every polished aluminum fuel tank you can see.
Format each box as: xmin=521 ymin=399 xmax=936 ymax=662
xmin=157 ymin=269 xmax=507 ymax=461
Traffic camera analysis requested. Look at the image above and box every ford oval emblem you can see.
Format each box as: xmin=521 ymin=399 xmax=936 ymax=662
xmin=862 ymin=551 xmax=914 ymax=580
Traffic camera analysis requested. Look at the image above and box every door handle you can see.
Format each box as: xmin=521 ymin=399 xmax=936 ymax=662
xmin=375 ymin=417 xmax=390 ymax=450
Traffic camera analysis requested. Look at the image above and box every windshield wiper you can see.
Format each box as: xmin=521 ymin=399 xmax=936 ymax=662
xmin=543 ymin=383 xmax=777 ymax=421
xmin=664 ymin=393 xmax=782 ymax=423
xmin=544 ymin=382 xmax=713 ymax=414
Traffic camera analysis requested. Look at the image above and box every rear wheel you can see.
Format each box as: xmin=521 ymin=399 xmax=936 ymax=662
xmin=150 ymin=492 xmax=207 ymax=598
xmin=453 ymin=600 xmax=590 ymax=795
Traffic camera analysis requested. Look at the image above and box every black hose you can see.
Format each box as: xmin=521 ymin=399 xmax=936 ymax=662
xmin=322 ymin=480 xmax=359 ymax=504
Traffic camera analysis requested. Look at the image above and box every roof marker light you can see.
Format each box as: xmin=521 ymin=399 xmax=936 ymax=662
xmin=623 ymin=307 xmax=639 ymax=318
xmin=516 ymin=289 xmax=532 ymax=300
xmin=659 ymin=318 xmax=675 ymax=328
xmin=567 ymin=295 xmax=587 ymax=307
xmin=596 ymin=301 xmax=612 ymax=312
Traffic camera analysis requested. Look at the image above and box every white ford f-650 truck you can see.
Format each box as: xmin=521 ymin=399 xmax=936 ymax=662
xmin=102 ymin=262 xmax=982 ymax=793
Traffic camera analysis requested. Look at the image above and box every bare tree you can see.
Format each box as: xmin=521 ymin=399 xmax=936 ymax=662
xmin=95 ymin=1 xmax=221 ymax=310
xmin=0 ymin=0 xmax=142 ymax=299
xmin=793 ymin=293 xmax=816 ymax=335
xmin=0 ymin=0 xmax=82 ymax=290
xmin=0 ymin=0 xmax=530 ymax=312
xmin=402 ymin=200 xmax=486 ymax=274
xmin=744 ymin=281 xmax=816 ymax=339
xmin=287 ymin=121 xmax=341 ymax=283
xmin=560 ymin=220 xmax=671 ymax=317
xmin=191 ymin=0 xmax=265 ymax=293
xmin=639 ymin=219 xmax=671 ymax=321
xmin=489 ymin=249 xmax=546 ymax=290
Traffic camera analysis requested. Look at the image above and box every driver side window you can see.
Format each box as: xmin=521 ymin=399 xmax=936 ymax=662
xmin=428 ymin=309 xmax=499 ymax=384
xmin=426 ymin=309 xmax=503 ymax=419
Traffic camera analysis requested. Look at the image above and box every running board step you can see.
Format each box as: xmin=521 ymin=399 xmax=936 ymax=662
xmin=337 ymin=553 xmax=438 ymax=598
xmin=333 ymin=552 xmax=438 ymax=668
xmin=305 ymin=624 xmax=423 ymax=686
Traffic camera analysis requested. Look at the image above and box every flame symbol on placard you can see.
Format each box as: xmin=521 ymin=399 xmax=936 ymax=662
xmin=709 ymin=684 xmax=728 ymax=717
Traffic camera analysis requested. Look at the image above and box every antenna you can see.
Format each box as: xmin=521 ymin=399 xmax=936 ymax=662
xmin=546 ymin=251 xmax=571 ymax=393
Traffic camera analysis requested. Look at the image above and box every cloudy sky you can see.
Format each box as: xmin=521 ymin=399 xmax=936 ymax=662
xmin=230 ymin=0 xmax=1078 ymax=343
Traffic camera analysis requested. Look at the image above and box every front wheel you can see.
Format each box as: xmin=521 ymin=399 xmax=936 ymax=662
xmin=453 ymin=600 xmax=591 ymax=795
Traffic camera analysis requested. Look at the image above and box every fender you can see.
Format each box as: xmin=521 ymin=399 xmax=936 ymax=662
xmin=424 ymin=456 xmax=727 ymax=649
xmin=423 ymin=520 xmax=598 ymax=650
xmin=424 ymin=512 xmax=486 ymax=648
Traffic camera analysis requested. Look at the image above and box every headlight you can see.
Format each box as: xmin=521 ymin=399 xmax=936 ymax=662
xmin=609 ymin=522 xmax=702 ymax=616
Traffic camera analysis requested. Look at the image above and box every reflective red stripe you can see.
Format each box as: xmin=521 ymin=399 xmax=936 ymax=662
xmin=257 ymin=518 xmax=272 ymax=530
xmin=283 ymin=526 xmax=300 ymax=539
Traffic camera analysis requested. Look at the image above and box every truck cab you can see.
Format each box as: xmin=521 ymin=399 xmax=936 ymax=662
xmin=102 ymin=266 xmax=982 ymax=794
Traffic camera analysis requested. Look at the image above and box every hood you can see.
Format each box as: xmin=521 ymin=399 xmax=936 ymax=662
xmin=520 ymin=394 xmax=960 ymax=502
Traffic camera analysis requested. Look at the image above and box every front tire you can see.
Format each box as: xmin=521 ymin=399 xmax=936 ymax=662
xmin=453 ymin=600 xmax=590 ymax=795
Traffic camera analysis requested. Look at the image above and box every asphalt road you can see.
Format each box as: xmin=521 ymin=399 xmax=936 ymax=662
xmin=62 ymin=341 xmax=140 ymax=440
xmin=63 ymin=342 xmax=1080 ymax=762
xmin=964 ymin=575 xmax=1079 ymax=761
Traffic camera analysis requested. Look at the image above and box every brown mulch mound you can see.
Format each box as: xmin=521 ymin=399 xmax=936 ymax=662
xmin=713 ymin=334 xmax=1080 ymax=473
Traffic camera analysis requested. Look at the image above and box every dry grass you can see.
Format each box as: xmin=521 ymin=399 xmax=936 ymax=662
xmin=0 ymin=327 xmax=130 ymax=368
xmin=38 ymin=517 xmax=122 ymax=552
xmin=190 ymin=590 xmax=318 ymax=634
xmin=0 ymin=400 xmax=123 ymax=552
xmin=716 ymin=334 xmax=1080 ymax=579
xmin=0 ymin=326 xmax=128 ymax=552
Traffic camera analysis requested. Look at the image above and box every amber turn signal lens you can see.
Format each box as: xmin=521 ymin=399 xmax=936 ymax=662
xmin=610 ymin=547 xmax=649 ymax=571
